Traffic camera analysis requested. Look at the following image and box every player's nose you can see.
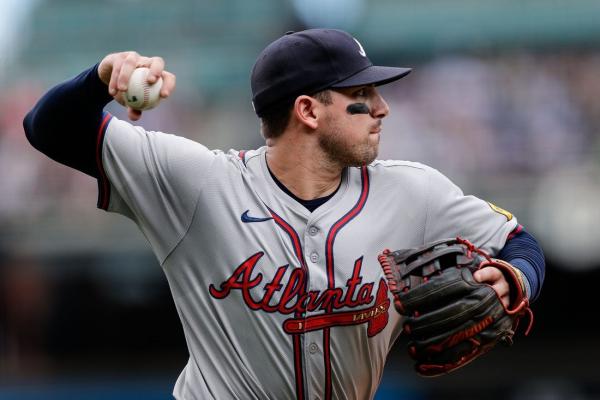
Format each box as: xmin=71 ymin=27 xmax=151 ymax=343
xmin=370 ymin=89 xmax=390 ymax=119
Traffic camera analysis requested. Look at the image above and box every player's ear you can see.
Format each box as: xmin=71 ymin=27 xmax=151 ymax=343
xmin=292 ymin=95 xmax=320 ymax=130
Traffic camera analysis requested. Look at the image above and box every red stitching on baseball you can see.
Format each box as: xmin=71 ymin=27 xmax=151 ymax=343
xmin=143 ymin=84 xmax=150 ymax=109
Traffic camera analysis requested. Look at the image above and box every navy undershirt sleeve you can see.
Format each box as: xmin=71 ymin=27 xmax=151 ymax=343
xmin=23 ymin=63 xmax=114 ymax=178
xmin=498 ymin=228 xmax=545 ymax=302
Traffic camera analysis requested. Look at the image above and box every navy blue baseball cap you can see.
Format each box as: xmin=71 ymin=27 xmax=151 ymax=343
xmin=251 ymin=29 xmax=412 ymax=117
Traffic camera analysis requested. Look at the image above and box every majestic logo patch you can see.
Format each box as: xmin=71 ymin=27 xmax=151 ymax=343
xmin=209 ymin=252 xmax=389 ymax=337
xmin=241 ymin=210 xmax=273 ymax=223
xmin=487 ymin=202 xmax=513 ymax=221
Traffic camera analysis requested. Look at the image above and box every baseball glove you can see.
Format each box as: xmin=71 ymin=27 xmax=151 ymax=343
xmin=378 ymin=237 xmax=533 ymax=377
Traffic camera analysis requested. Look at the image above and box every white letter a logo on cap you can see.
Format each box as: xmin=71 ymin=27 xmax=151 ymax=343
xmin=353 ymin=38 xmax=367 ymax=57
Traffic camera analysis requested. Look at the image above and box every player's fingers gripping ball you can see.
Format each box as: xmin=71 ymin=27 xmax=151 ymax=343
xmin=378 ymin=238 xmax=533 ymax=377
xmin=123 ymin=67 xmax=163 ymax=111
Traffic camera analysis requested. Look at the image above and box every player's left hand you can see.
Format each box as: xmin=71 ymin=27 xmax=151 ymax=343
xmin=473 ymin=266 xmax=510 ymax=308
xmin=378 ymin=238 xmax=533 ymax=377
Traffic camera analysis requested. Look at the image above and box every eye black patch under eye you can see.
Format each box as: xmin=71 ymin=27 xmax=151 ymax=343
xmin=346 ymin=103 xmax=370 ymax=115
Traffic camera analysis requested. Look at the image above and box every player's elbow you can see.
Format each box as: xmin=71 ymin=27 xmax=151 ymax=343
xmin=23 ymin=108 xmax=48 ymax=154
xmin=23 ymin=109 xmax=40 ymax=149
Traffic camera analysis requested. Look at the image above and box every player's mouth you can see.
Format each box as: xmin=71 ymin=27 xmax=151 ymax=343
xmin=370 ymin=121 xmax=382 ymax=134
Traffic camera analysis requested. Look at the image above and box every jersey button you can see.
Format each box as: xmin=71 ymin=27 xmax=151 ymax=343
xmin=308 ymin=226 xmax=319 ymax=236
xmin=310 ymin=252 xmax=319 ymax=263
xmin=309 ymin=342 xmax=319 ymax=354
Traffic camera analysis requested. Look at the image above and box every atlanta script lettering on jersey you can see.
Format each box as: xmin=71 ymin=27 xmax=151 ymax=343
xmin=209 ymin=252 xmax=390 ymax=336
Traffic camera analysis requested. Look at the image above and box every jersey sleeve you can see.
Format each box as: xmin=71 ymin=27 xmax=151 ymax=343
xmin=98 ymin=115 xmax=217 ymax=263
xmin=423 ymin=167 xmax=518 ymax=256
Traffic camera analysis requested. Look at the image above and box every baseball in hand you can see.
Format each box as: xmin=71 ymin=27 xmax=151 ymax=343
xmin=123 ymin=67 xmax=163 ymax=111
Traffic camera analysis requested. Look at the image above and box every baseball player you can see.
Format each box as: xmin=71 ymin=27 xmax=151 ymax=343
xmin=23 ymin=29 xmax=544 ymax=399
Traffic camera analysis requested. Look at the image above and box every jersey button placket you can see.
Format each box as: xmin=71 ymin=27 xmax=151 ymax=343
xmin=303 ymin=223 xmax=326 ymax=400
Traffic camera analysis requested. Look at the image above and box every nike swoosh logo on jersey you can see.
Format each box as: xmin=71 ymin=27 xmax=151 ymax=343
xmin=241 ymin=210 xmax=273 ymax=223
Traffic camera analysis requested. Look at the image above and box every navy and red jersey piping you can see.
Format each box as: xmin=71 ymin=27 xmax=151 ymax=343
xmin=507 ymin=224 xmax=523 ymax=240
xmin=238 ymin=150 xmax=247 ymax=166
xmin=96 ymin=111 xmax=113 ymax=210
xmin=268 ymin=207 xmax=308 ymax=400
xmin=322 ymin=166 xmax=370 ymax=400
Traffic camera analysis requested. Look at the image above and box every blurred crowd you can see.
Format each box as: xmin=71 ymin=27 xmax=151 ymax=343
xmin=382 ymin=52 xmax=597 ymax=177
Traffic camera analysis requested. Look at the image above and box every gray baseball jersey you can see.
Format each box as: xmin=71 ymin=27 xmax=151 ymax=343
xmin=97 ymin=114 xmax=518 ymax=400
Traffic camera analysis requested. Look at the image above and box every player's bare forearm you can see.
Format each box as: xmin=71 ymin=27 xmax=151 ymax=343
xmin=98 ymin=52 xmax=176 ymax=121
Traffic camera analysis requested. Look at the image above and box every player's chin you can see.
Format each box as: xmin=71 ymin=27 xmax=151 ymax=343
xmin=357 ymin=144 xmax=379 ymax=166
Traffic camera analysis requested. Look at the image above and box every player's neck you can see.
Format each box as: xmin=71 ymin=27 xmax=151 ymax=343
xmin=266 ymin=138 xmax=342 ymax=201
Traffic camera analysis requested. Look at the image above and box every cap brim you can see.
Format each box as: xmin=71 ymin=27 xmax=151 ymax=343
xmin=330 ymin=65 xmax=412 ymax=88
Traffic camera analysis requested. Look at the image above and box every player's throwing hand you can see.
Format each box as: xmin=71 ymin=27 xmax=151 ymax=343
xmin=97 ymin=51 xmax=176 ymax=120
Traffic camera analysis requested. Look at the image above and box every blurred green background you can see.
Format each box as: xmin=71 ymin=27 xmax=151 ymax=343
xmin=2 ymin=0 xmax=600 ymax=399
